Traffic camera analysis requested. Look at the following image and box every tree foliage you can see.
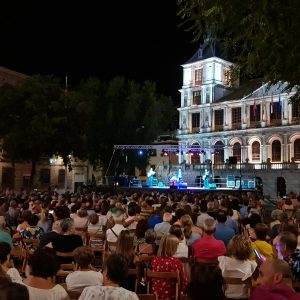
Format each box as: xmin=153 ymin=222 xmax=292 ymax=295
xmin=177 ymin=0 xmax=300 ymax=101
xmin=0 ymin=74 xmax=176 ymax=179
xmin=79 ymin=77 xmax=176 ymax=174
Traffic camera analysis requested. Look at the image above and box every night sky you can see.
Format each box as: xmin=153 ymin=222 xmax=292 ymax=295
xmin=0 ymin=1 xmax=197 ymax=104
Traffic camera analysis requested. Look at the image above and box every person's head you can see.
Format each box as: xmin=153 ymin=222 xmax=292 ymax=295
xmin=254 ymin=223 xmax=268 ymax=240
xmin=54 ymin=205 xmax=70 ymax=220
xmin=227 ymin=235 xmax=252 ymax=260
xmin=77 ymin=209 xmax=88 ymax=218
xmin=157 ymin=234 xmax=179 ymax=257
xmin=169 ymin=224 xmax=184 ymax=240
xmin=112 ymin=208 xmax=125 ymax=222
xmin=189 ymin=264 xmax=224 ymax=300
xmin=27 ymin=214 xmax=39 ymax=226
xmin=216 ymin=212 xmax=227 ymax=224
xmin=0 ymin=242 xmax=11 ymax=265
xmin=88 ymin=213 xmax=99 ymax=225
xmin=73 ymin=246 xmax=94 ymax=269
xmin=145 ymin=229 xmax=157 ymax=244
xmin=271 ymin=209 xmax=283 ymax=221
xmin=116 ymin=230 xmax=135 ymax=262
xmin=180 ymin=214 xmax=193 ymax=239
xmin=60 ymin=218 xmax=74 ymax=233
xmin=18 ymin=210 xmax=31 ymax=223
xmin=203 ymin=218 xmax=216 ymax=235
xmin=135 ymin=219 xmax=148 ymax=239
xmin=103 ymin=254 xmax=128 ymax=286
xmin=249 ymin=213 xmax=262 ymax=228
xmin=273 ymin=231 xmax=297 ymax=259
xmin=256 ymin=259 xmax=292 ymax=286
xmin=200 ymin=202 xmax=208 ymax=213
xmin=0 ymin=279 xmax=29 ymax=300
xmin=27 ymin=248 xmax=60 ymax=279
xmin=163 ymin=212 xmax=172 ymax=223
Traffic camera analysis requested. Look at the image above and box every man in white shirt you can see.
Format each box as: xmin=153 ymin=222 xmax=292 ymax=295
xmin=79 ymin=254 xmax=138 ymax=300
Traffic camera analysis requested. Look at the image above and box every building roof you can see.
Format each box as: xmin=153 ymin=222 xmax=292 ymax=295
xmin=183 ymin=38 xmax=227 ymax=65
xmin=216 ymin=79 xmax=290 ymax=102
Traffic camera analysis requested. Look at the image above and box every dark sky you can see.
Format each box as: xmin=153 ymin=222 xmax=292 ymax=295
xmin=0 ymin=1 xmax=197 ymax=104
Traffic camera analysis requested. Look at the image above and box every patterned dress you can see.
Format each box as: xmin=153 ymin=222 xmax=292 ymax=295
xmin=151 ymin=256 xmax=188 ymax=300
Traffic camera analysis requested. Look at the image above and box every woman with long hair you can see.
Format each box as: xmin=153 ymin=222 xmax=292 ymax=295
xmin=150 ymin=235 xmax=188 ymax=299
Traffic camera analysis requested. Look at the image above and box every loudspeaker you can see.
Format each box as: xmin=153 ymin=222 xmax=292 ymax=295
xmin=229 ymin=156 xmax=237 ymax=164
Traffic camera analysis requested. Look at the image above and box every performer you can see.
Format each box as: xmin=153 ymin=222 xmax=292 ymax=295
xmin=147 ymin=167 xmax=156 ymax=187
xmin=176 ymin=168 xmax=182 ymax=182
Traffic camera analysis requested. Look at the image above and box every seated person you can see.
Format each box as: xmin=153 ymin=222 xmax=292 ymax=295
xmin=188 ymin=264 xmax=224 ymax=300
xmin=23 ymin=248 xmax=69 ymax=300
xmin=273 ymin=231 xmax=300 ymax=281
xmin=251 ymin=259 xmax=300 ymax=300
xmin=169 ymin=224 xmax=188 ymax=258
xmin=0 ymin=242 xmax=23 ymax=283
xmin=218 ymin=235 xmax=257 ymax=299
xmin=66 ymin=246 xmax=103 ymax=291
xmin=251 ymin=223 xmax=277 ymax=260
xmin=135 ymin=229 xmax=157 ymax=256
xmin=193 ymin=219 xmax=226 ymax=260
xmin=0 ymin=274 xmax=29 ymax=300
xmin=78 ymin=254 xmax=138 ymax=300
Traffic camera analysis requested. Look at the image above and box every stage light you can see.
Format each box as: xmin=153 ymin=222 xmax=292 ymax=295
xmin=138 ymin=150 xmax=143 ymax=155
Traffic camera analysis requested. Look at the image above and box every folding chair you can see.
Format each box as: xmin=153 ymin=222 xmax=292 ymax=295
xmin=223 ymin=276 xmax=253 ymax=298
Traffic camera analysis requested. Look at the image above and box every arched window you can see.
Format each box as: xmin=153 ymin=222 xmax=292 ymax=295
xmin=295 ymin=139 xmax=300 ymax=161
xmin=232 ymin=142 xmax=241 ymax=163
xmin=272 ymin=140 xmax=281 ymax=162
xmin=214 ymin=141 xmax=224 ymax=164
xmin=252 ymin=141 xmax=260 ymax=162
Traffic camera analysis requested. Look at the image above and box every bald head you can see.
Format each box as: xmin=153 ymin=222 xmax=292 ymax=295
xmin=256 ymin=259 xmax=292 ymax=286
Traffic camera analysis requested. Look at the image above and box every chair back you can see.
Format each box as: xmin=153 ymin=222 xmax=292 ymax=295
xmin=223 ymin=276 xmax=253 ymax=295
xmin=128 ymin=267 xmax=139 ymax=293
xmin=195 ymin=258 xmax=219 ymax=266
xmin=146 ymin=270 xmax=180 ymax=300
xmin=137 ymin=294 xmax=158 ymax=300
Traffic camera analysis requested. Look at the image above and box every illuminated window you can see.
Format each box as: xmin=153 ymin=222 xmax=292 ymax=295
xmin=195 ymin=69 xmax=203 ymax=85
xmin=294 ymin=139 xmax=300 ymax=160
xmin=193 ymin=91 xmax=201 ymax=105
xmin=214 ymin=109 xmax=224 ymax=126
xmin=272 ymin=140 xmax=281 ymax=162
xmin=252 ymin=141 xmax=260 ymax=161
xmin=232 ymin=107 xmax=241 ymax=124
xmin=222 ymin=68 xmax=230 ymax=85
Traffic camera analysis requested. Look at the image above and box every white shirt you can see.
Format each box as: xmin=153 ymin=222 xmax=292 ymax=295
xmin=25 ymin=284 xmax=70 ymax=300
xmin=7 ymin=267 xmax=23 ymax=283
xmin=173 ymin=239 xmax=189 ymax=258
xmin=218 ymin=256 xmax=257 ymax=299
xmin=106 ymin=224 xmax=126 ymax=242
xmin=66 ymin=270 xmax=103 ymax=291
xmin=78 ymin=286 xmax=138 ymax=300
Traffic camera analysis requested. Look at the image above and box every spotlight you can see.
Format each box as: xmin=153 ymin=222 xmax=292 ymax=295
xmin=138 ymin=150 xmax=143 ymax=156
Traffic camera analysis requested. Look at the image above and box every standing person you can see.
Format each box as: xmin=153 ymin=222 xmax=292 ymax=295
xmin=215 ymin=212 xmax=235 ymax=246
xmin=150 ymin=235 xmax=188 ymax=299
xmin=78 ymin=254 xmax=138 ymax=300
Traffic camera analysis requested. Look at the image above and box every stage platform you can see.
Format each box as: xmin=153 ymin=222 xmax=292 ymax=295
xmin=96 ymin=184 xmax=257 ymax=195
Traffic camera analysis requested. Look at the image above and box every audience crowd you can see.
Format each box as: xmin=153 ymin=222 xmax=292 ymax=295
xmin=0 ymin=188 xmax=300 ymax=299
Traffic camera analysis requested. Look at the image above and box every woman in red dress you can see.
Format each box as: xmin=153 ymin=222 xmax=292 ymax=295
xmin=151 ymin=234 xmax=188 ymax=299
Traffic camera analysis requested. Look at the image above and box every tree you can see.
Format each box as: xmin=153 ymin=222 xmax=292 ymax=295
xmin=79 ymin=77 xmax=176 ymax=175
xmin=0 ymin=75 xmax=88 ymax=188
xmin=177 ymin=0 xmax=300 ymax=101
